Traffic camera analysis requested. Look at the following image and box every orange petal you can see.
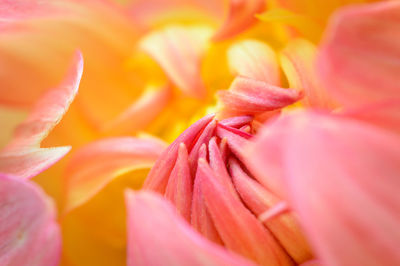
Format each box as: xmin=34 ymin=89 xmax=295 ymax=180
xmin=64 ymin=137 xmax=166 ymax=212
xmin=140 ymin=25 xmax=212 ymax=98
xmin=280 ymin=38 xmax=335 ymax=109
xmin=228 ymin=40 xmax=280 ymax=86
xmin=102 ymin=84 xmax=171 ymax=134
xmin=0 ymin=174 xmax=61 ymax=265
xmin=199 ymin=159 xmax=293 ymax=265
xmin=0 ymin=51 xmax=83 ymax=179
xmin=212 ymin=0 xmax=265 ymax=41
xmin=317 ymin=1 xmax=400 ymax=106
xmin=125 ymin=190 xmax=255 ymax=266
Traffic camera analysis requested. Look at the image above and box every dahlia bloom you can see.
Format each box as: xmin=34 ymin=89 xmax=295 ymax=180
xmin=0 ymin=0 xmax=399 ymax=266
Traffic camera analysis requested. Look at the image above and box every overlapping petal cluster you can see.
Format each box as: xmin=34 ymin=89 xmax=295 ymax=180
xmin=0 ymin=0 xmax=399 ymax=266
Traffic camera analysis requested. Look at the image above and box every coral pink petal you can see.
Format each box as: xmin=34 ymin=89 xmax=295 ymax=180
xmin=220 ymin=115 xmax=253 ymax=128
xmin=216 ymin=124 xmax=250 ymax=162
xmin=317 ymin=1 xmax=400 ymax=106
xmin=212 ymin=0 xmax=265 ymax=41
xmin=230 ymin=158 xmax=312 ymax=263
xmin=144 ymin=114 xmax=214 ymax=192
xmin=228 ymin=40 xmax=280 ymax=86
xmin=191 ymin=164 xmax=224 ymax=245
xmin=218 ymin=77 xmax=302 ymax=116
xmin=0 ymin=174 xmax=61 ymax=266
xmin=198 ymin=159 xmax=292 ymax=265
xmin=252 ymin=111 xmax=400 ymax=266
xmin=103 ymin=84 xmax=171 ymax=134
xmin=64 ymin=137 xmax=166 ymax=212
xmin=140 ymin=25 xmax=212 ymax=98
xmin=165 ymin=143 xmax=192 ymax=221
xmin=0 ymin=51 xmax=83 ymax=179
xmin=280 ymin=39 xmax=335 ymax=109
xmin=125 ymin=190 xmax=255 ymax=266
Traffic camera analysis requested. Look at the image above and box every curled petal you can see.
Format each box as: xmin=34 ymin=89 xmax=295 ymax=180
xmin=144 ymin=114 xmax=214 ymax=192
xmin=247 ymin=111 xmax=400 ymax=266
xmin=0 ymin=174 xmax=61 ymax=266
xmin=103 ymin=84 xmax=171 ymax=134
xmin=228 ymin=40 xmax=280 ymax=86
xmin=218 ymin=77 xmax=302 ymax=117
xmin=212 ymin=0 xmax=265 ymax=41
xmin=280 ymin=39 xmax=334 ymax=109
xmin=140 ymin=25 xmax=212 ymax=98
xmin=64 ymin=137 xmax=166 ymax=212
xmin=317 ymin=1 xmax=400 ymax=106
xmin=125 ymin=190 xmax=255 ymax=266
xmin=198 ymin=159 xmax=292 ymax=265
xmin=0 ymin=51 xmax=83 ymax=179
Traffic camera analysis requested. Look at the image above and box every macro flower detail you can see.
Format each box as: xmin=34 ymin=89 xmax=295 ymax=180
xmin=0 ymin=0 xmax=399 ymax=266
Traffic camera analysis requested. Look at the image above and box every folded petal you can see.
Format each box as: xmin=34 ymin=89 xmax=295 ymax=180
xmin=143 ymin=114 xmax=214 ymax=192
xmin=247 ymin=110 xmax=400 ymax=266
xmin=212 ymin=0 xmax=265 ymax=41
xmin=140 ymin=25 xmax=212 ymax=98
xmin=198 ymin=159 xmax=292 ymax=265
xmin=228 ymin=40 xmax=280 ymax=86
xmin=64 ymin=137 xmax=166 ymax=212
xmin=218 ymin=76 xmax=302 ymax=117
xmin=125 ymin=190 xmax=255 ymax=266
xmin=317 ymin=1 xmax=400 ymax=106
xmin=280 ymin=38 xmax=335 ymax=109
xmin=0 ymin=51 xmax=83 ymax=179
xmin=0 ymin=174 xmax=61 ymax=266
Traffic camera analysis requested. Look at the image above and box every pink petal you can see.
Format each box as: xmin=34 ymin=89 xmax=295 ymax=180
xmin=280 ymin=38 xmax=335 ymax=109
xmin=191 ymin=161 xmax=224 ymax=245
xmin=248 ymin=111 xmax=400 ymax=266
xmin=212 ymin=0 xmax=265 ymax=41
xmin=198 ymin=159 xmax=292 ymax=265
xmin=140 ymin=25 xmax=212 ymax=98
xmin=341 ymin=99 xmax=400 ymax=135
xmin=218 ymin=76 xmax=302 ymax=116
xmin=165 ymin=143 xmax=192 ymax=221
xmin=0 ymin=51 xmax=83 ymax=179
xmin=228 ymin=40 xmax=280 ymax=86
xmin=143 ymin=114 xmax=214 ymax=192
xmin=317 ymin=1 xmax=400 ymax=106
xmin=220 ymin=115 xmax=253 ymax=128
xmin=0 ymin=174 xmax=61 ymax=265
xmin=64 ymin=137 xmax=166 ymax=212
xmin=216 ymin=123 xmax=251 ymax=162
xmin=125 ymin=190 xmax=255 ymax=266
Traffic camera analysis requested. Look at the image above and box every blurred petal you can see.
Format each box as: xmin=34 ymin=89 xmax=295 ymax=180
xmin=198 ymin=159 xmax=292 ymax=265
xmin=280 ymin=38 xmax=335 ymax=109
xmin=228 ymin=39 xmax=280 ymax=85
xmin=140 ymin=25 xmax=212 ymax=98
xmin=317 ymin=1 xmax=400 ymax=106
xmin=212 ymin=0 xmax=265 ymax=41
xmin=0 ymin=51 xmax=83 ymax=179
xmin=102 ymin=84 xmax=171 ymax=134
xmin=0 ymin=174 xmax=61 ymax=266
xmin=247 ymin=111 xmax=400 ymax=266
xmin=64 ymin=137 xmax=166 ymax=212
xmin=125 ymin=190 xmax=255 ymax=266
